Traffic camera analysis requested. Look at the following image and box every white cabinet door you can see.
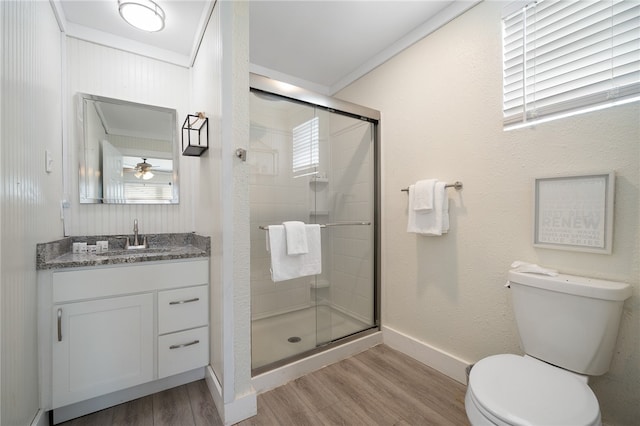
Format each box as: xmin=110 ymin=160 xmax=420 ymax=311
xmin=52 ymin=293 xmax=154 ymax=408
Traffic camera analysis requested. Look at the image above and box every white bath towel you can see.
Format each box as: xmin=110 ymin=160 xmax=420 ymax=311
xmin=267 ymin=224 xmax=321 ymax=282
xmin=283 ymin=221 xmax=309 ymax=255
xmin=413 ymin=179 xmax=436 ymax=212
xmin=407 ymin=181 xmax=449 ymax=236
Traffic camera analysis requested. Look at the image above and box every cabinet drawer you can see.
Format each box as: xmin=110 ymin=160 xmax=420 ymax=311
xmin=158 ymin=285 xmax=208 ymax=334
xmin=158 ymin=327 xmax=208 ymax=379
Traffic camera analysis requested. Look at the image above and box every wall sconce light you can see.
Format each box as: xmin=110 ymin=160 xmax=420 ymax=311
xmin=118 ymin=0 xmax=166 ymax=32
xmin=182 ymin=112 xmax=209 ymax=156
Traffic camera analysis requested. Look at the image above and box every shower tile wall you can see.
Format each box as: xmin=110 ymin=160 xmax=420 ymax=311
xmin=250 ymin=108 xmax=313 ymax=319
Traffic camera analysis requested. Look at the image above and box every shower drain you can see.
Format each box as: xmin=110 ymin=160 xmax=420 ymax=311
xmin=287 ymin=336 xmax=302 ymax=343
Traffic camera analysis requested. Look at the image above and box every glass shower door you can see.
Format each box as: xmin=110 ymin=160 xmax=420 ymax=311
xmin=313 ymin=111 xmax=376 ymax=347
xmin=249 ymin=89 xmax=377 ymax=372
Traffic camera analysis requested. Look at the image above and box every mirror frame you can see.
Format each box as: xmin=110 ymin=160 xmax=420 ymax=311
xmin=77 ymin=93 xmax=180 ymax=204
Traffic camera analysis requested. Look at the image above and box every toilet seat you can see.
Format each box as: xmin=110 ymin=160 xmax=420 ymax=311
xmin=467 ymin=354 xmax=601 ymax=426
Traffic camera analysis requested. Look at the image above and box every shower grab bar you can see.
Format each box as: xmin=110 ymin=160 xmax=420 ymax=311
xmin=401 ymin=181 xmax=463 ymax=192
xmin=258 ymin=221 xmax=371 ymax=230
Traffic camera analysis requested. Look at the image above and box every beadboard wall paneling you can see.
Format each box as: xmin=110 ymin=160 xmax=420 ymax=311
xmin=190 ymin=3 xmax=224 ymax=388
xmin=1 ymin=1 xmax=63 ymax=424
xmin=65 ymin=38 xmax=192 ymax=236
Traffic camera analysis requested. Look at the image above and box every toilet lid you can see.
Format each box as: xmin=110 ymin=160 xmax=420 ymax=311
xmin=469 ymin=354 xmax=601 ymax=426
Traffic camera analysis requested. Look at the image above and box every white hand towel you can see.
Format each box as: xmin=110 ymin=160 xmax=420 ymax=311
xmin=407 ymin=181 xmax=447 ymax=236
xmin=268 ymin=224 xmax=321 ymax=282
xmin=413 ymin=179 xmax=436 ymax=212
xmin=283 ymin=221 xmax=309 ymax=255
xmin=510 ymin=260 xmax=558 ymax=276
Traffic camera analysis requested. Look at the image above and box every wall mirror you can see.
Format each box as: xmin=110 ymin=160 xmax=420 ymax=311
xmin=78 ymin=93 xmax=179 ymax=204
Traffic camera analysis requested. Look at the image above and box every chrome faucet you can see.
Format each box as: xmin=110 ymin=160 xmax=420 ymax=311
xmin=133 ymin=219 xmax=139 ymax=246
xmin=125 ymin=219 xmax=147 ymax=249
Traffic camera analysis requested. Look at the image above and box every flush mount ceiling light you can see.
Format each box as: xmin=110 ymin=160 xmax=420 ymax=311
xmin=118 ymin=0 xmax=165 ymax=32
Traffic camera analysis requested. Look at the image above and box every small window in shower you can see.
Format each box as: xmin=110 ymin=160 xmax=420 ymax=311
xmin=292 ymin=116 xmax=319 ymax=178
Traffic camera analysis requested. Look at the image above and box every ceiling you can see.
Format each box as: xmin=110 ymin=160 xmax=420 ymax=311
xmin=93 ymin=98 xmax=174 ymax=141
xmin=54 ymin=0 xmax=479 ymax=95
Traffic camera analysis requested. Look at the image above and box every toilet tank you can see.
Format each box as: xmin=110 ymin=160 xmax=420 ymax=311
xmin=508 ymin=270 xmax=631 ymax=376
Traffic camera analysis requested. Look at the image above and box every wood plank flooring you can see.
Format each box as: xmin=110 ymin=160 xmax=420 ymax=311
xmin=58 ymin=380 xmax=223 ymax=426
xmin=59 ymin=344 xmax=468 ymax=426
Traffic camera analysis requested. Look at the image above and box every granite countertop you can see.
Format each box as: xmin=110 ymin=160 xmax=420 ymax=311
xmin=37 ymin=233 xmax=210 ymax=270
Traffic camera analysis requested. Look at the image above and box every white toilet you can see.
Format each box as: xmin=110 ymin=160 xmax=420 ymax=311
xmin=465 ymin=270 xmax=632 ymax=426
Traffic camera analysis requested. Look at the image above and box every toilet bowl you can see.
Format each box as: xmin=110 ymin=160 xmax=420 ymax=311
xmin=465 ymin=354 xmax=601 ymax=426
xmin=465 ymin=269 xmax=631 ymax=426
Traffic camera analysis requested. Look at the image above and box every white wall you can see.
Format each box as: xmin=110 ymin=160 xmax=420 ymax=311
xmin=0 ymin=1 xmax=63 ymax=424
xmin=222 ymin=0 xmax=252 ymax=407
xmin=65 ymin=38 xmax=191 ymax=236
xmin=338 ymin=2 xmax=639 ymax=425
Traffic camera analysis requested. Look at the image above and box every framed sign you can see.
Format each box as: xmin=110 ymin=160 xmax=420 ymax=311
xmin=533 ymin=172 xmax=614 ymax=254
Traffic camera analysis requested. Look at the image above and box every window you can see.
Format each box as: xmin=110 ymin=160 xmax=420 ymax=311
xmin=502 ymin=0 xmax=640 ymax=128
xmin=124 ymin=182 xmax=173 ymax=201
xmin=292 ymin=117 xmax=319 ymax=177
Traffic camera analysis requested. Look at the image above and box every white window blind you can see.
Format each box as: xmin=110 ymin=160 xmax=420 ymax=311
xmin=292 ymin=117 xmax=319 ymax=177
xmin=503 ymin=0 xmax=640 ymax=127
xmin=124 ymin=182 xmax=172 ymax=201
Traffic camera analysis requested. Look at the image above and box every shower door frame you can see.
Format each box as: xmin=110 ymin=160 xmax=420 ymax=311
xmin=249 ymin=73 xmax=381 ymax=375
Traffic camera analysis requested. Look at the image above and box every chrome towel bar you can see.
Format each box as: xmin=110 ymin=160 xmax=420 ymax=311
xmin=259 ymin=221 xmax=371 ymax=230
xmin=401 ymin=181 xmax=463 ymax=192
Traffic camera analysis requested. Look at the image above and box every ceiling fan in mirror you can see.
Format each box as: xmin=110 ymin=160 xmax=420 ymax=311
xmin=128 ymin=158 xmax=155 ymax=180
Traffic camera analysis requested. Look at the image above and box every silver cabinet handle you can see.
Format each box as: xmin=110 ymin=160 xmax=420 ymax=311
xmin=169 ymin=297 xmax=199 ymax=305
xmin=169 ymin=340 xmax=200 ymax=350
xmin=57 ymin=308 xmax=62 ymax=342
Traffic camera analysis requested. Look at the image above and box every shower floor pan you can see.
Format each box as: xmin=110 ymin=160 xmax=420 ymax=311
xmin=251 ymin=305 xmax=371 ymax=371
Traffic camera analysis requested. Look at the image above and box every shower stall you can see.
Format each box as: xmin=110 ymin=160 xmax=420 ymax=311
xmin=249 ymin=75 xmax=380 ymax=374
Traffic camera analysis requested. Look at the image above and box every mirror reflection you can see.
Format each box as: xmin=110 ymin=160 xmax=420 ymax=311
xmin=79 ymin=94 xmax=179 ymax=204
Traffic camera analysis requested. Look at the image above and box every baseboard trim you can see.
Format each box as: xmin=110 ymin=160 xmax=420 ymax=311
xmin=31 ymin=409 xmax=48 ymax=426
xmin=205 ymin=366 xmax=257 ymax=426
xmin=382 ymin=325 xmax=471 ymax=384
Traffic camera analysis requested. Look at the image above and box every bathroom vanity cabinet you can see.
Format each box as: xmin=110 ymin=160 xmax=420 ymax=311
xmin=38 ymin=258 xmax=209 ymax=415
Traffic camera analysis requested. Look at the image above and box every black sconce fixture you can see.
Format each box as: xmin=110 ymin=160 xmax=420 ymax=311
xmin=182 ymin=112 xmax=209 ymax=156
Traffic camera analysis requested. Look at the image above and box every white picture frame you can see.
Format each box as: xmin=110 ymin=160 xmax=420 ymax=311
xmin=533 ymin=172 xmax=615 ymax=254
